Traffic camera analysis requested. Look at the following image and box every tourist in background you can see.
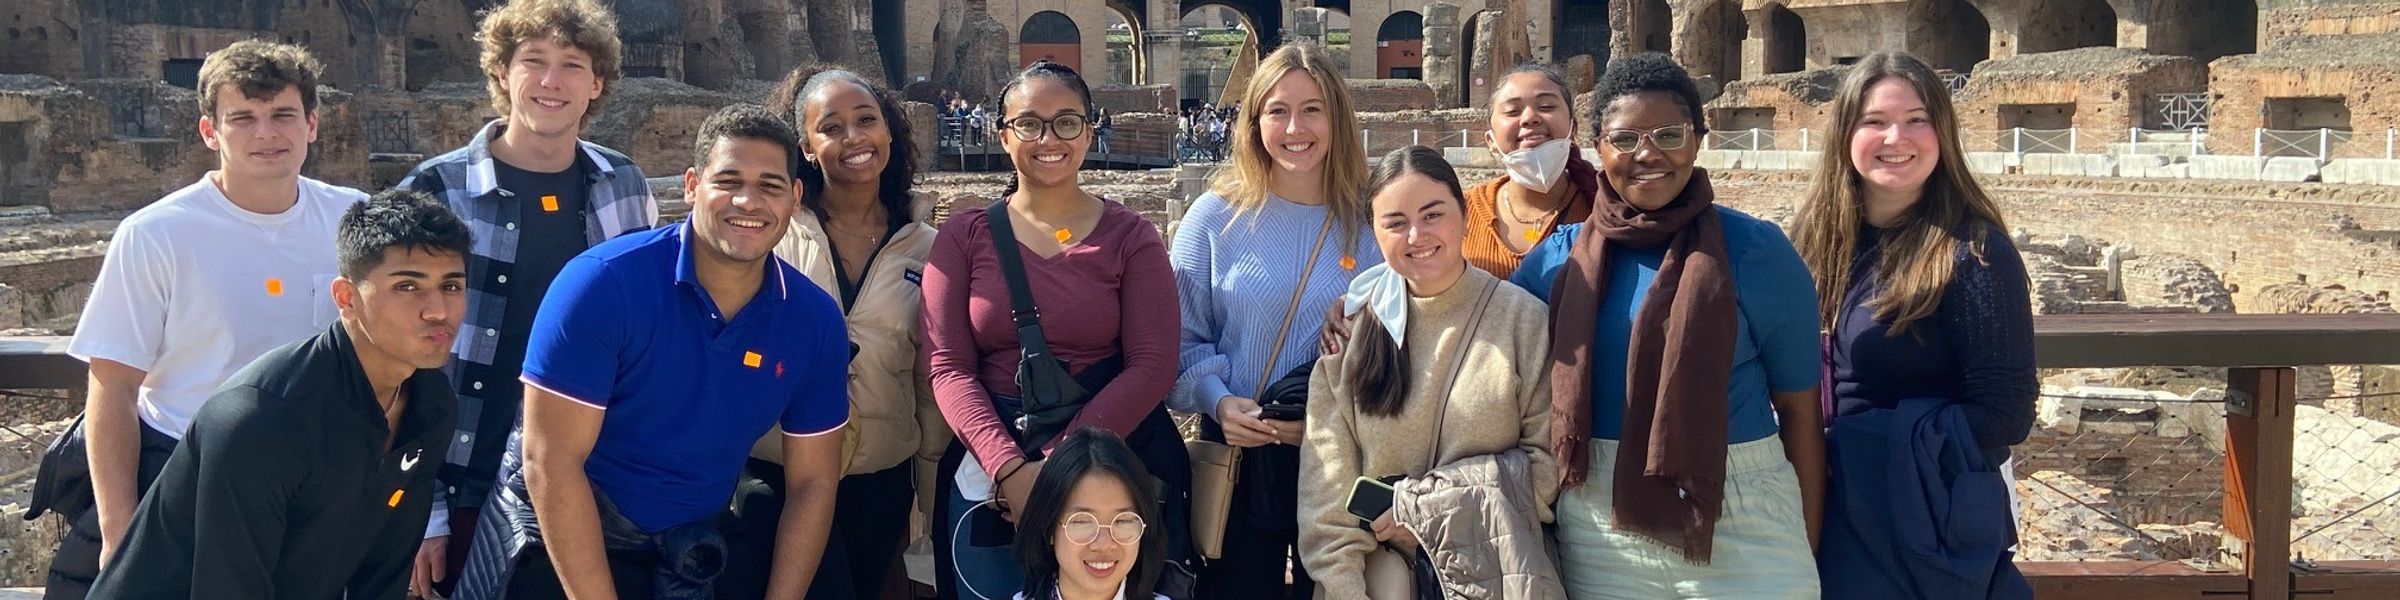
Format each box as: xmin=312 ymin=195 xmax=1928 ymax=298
xmin=923 ymin=61 xmax=1191 ymax=600
xmin=1172 ymin=42 xmax=1376 ymax=600
xmin=1011 ymin=428 xmax=1174 ymax=600
xmin=1300 ymin=146 xmax=1561 ymax=599
xmin=717 ymin=66 xmax=948 ymax=600
xmin=395 ymin=0 xmax=661 ymax=594
xmin=42 ymin=39 xmax=367 ymax=600
xmin=1464 ymin=64 xmax=1599 ymax=279
xmin=1511 ymin=53 xmax=1825 ymax=599
xmin=1790 ymin=51 xmax=2034 ymax=599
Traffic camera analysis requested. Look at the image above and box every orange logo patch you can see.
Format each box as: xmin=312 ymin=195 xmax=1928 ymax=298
xmin=1339 ymin=255 xmax=1357 ymax=271
xmin=541 ymin=195 xmax=561 ymax=213
xmin=386 ymin=489 xmax=405 ymax=508
xmin=743 ymin=351 xmax=764 ymax=368
xmin=264 ymin=278 xmax=285 ymax=296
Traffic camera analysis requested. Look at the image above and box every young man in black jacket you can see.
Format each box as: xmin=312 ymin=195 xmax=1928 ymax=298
xmin=88 ymin=189 xmax=472 ymax=599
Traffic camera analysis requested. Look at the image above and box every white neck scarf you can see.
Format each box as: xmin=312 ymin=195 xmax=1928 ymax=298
xmin=1341 ymin=264 xmax=1410 ymax=349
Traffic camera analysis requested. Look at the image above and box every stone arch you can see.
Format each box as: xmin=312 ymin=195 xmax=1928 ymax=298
xmin=1759 ymin=3 xmax=1805 ymax=74
xmin=1377 ymin=10 xmax=1426 ymax=79
xmin=1021 ymin=10 xmax=1084 ymax=72
xmin=2018 ymin=0 xmax=2117 ymax=54
xmin=1917 ymin=0 xmax=1990 ymax=72
xmin=1103 ymin=1 xmax=1145 ymax=85
xmin=1178 ymin=3 xmax=1273 ymax=105
xmin=1681 ymin=0 xmax=1744 ymax=86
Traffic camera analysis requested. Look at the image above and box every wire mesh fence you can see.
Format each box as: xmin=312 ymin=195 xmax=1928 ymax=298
xmin=2012 ymin=385 xmax=2233 ymax=564
xmin=2288 ymin=393 xmax=2400 ymax=561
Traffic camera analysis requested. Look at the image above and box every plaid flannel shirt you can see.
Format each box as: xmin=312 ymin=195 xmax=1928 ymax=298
xmin=398 ymin=120 xmax=659 ymax=537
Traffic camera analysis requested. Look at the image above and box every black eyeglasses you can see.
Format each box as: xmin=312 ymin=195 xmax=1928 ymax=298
xmin=1001 ymin=114 xmax=1088 ymax=142
xmin=1059 ymin=511 xmax=1145 ymax=545
xmin=1599 ymin=124 xmax=1696 ymax=152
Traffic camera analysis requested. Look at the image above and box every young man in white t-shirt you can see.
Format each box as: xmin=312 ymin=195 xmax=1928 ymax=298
xmin=48 ymin=39 xmax=367 ymax=599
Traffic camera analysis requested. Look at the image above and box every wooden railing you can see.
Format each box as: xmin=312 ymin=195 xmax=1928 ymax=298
xmin=6 ymin=315 xmax=2400 ymax=597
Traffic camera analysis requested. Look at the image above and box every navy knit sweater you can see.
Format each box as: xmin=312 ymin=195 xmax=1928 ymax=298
xmin=1830 ymin=222 xmax=2038 ymax=465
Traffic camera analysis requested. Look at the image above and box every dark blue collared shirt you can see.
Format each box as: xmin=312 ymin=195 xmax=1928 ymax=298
xmin=519 ymin=222 xmax=849 ymax=532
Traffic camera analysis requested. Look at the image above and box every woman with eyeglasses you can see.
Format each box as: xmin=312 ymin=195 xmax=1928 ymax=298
xmin=1509 ymin=53 xmax=1826 ymax=599
xmin=1011 ymin=428 xmax=1172 ymax=600
xmin=923 ymin=61 xmax=1188 ymax=600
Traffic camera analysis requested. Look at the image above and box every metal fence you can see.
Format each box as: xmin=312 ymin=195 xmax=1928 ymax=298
xmin=2288 ymin=393 xmax=2400 ymax=562
xmin=2153 ymin=93 xmax=2212 ymax=131
xmin=1706 ymin=126 xmax=2399 ymax=161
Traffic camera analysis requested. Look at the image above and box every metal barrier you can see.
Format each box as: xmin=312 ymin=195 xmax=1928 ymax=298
xmin=2155 ymin=93 xmax=2213 ymax=131
xmin=2255 ymin=128 xmax=2357 ymax=160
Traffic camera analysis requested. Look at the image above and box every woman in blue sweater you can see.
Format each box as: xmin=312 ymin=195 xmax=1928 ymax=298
xmin=1170 ymin=42 xmax=1377 ymax=599
xmin=1789 ymin=51 xmax=2036 ymax=598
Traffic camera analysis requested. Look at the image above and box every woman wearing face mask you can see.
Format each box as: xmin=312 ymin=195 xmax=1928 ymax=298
xmin=1510 ymin=53 xmax=1826 ymax=599
xmin=1300 ymin=146 xmax=1560 ymax=599
xmin=1171 ymin=42 xmax=1376 ymax=600
xmin=1013 ymin=428 xmax=1172 ymax=600
xmin=721 ymin=67 xmax=947 ymax=600
xmin=923 ymin=61 xmax=1189 ymax=600
xmin=1792 ymin=52 xmax=2033 ymax=599
xmin=1465 ymin=63 xmax=1599 ymax=279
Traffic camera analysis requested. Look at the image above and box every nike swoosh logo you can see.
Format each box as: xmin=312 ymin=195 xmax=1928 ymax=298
xmin=400 ymin=450 xmax=422 ymax=472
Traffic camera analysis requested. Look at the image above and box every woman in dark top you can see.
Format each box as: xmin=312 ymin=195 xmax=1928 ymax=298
xmin=1791 ymin=51 xmax=2036 ymax=464
xmin=1790 ymin=51 xmax=2035 ymax=598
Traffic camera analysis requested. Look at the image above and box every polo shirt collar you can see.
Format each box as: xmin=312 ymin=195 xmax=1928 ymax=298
xmin=462 ymin=119 xmax=621 ymax=197
xmin=671 ymin=221 xmax=792 ymax=303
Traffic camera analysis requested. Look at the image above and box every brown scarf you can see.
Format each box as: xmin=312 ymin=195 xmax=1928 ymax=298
xmin=1546 ymin=166 xmax=1737 ymax=563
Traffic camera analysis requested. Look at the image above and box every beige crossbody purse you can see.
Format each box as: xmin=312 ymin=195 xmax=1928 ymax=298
xmin=1189 ymin=219 xmax=1337 ymax=560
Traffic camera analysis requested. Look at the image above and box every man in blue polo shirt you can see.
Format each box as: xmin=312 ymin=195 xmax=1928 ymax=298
xmin=452 ymin=104 xmax=847 ymax=600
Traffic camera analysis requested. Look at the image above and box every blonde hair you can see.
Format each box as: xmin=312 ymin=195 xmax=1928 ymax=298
xmin=1791 ymin=51 xmax=2010 ymax=335
xmin=1207 ymin=43 xmax=1369 ymax=249
xmin=477 ymin=0 xmax=624 ymax=122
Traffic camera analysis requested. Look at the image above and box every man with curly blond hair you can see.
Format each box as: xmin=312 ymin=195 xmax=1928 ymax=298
xmin=396 ymin=0 xmax=658 ymax=595
xmin=39 ymin=38 xmax=369 ymax=600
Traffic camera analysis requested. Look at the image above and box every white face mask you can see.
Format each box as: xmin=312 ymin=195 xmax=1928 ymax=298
xmin=1500 ymin=138 xmax=1573 ymax=194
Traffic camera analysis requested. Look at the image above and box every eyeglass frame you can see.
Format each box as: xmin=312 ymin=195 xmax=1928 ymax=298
xmin=998 ymin=113 xmax=1089 ymax=142
xmin=1057 ymin=510 xmax=1146 ymax=546
xmin=1597 ymin=123 xmax=1700 ymax=153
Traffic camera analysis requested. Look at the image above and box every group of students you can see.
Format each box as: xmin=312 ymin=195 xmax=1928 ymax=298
xmin=32 ymin=0 xmax=2036 ymax=597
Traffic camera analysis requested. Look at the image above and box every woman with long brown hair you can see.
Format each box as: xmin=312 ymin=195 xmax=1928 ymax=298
xmin=1790 ymin=51 xmax=2033 ymax=598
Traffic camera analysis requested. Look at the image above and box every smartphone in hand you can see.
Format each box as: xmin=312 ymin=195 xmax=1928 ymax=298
xmin=1258 ymin=403 xmax=1306 ymax=421
xmin=1345 ymin=475 xmax=1396 ymax=524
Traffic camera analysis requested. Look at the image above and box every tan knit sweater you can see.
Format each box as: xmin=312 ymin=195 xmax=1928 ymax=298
xmin=1299 ymin=267 xmax=1558 ymax=599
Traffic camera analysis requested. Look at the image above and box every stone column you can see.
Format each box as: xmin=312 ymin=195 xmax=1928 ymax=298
xmin=1423 ymin=2 xmax=1462 ymax=108
xmin=1144 ymin=0 xmax=1182 ymax=98
xmin=1741 ymin=7 xmax=1769 ymax=79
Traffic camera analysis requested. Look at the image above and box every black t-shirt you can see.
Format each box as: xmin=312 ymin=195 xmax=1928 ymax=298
xmin=489 ymin=158 xmax=591 ymax=405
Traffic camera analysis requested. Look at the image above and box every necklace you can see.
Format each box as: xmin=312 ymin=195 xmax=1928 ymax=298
xmin=1499 ymin=189 xmax=1564 ymax=242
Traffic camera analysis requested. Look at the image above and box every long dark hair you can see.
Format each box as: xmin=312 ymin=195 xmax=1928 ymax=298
xmin=1016 ymin=428 xmax=1166 ymax=598
xmin=996 ymin=60 xmax=1094 ymax=198
xmin=767 ymin=66 xmax=921 ymax=225
xmin=1348 ymin=146 xmax=1468 ymax=417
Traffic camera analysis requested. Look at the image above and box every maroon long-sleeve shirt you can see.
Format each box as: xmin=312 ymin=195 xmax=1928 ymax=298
xmin=920 ymin=199 xmax=1180 ymax=478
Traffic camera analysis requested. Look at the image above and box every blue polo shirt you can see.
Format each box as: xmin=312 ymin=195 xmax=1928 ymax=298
xmin=519 ymin=223 xmax=848 ymax=532
xmin=1510 ymin=206 xmax=1820 ymax=444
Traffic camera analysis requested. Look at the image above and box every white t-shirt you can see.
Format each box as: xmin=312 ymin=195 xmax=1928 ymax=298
xmin=69 ymin=174 xmax=368 ymax=439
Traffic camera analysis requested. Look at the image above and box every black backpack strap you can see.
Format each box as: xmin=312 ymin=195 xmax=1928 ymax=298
xmin=985 ymin=198 xmax=1053 ymax=360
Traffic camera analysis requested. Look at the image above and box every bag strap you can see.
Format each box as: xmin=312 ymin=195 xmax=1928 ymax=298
xmin=986 ymin=199 xmax=1056 ymax=361
xmin=1423 ymin=280 xmax=1502 ymax=468
xmin=1253 ymin=218 xmax=1339 ymax=394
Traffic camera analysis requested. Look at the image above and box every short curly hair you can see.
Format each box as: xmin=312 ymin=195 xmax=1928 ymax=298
xmin=476 ymin=0 xmax=624 ymax=123
xmin=196 ymin=40 xmax=323 ymax=119
xmin=1590 ymin=52 xmax=1708 ymax=133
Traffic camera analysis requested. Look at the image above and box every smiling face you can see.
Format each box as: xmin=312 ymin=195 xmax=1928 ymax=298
xmin=802 ymin=81 xmax=894 ymax=187
xmin=1371 ymin=172 xmax=1469 ymax=292
xmin=1847 ymin=78 xmax=1941 ymax=210
xmin=1257 ymin=69 xmax=1333 ymax=176
xmin=200 ymin=84 xmax=318 ymax=182
xmin=336 ymin=247 xmax=467 ymax=371
xmin=684 ymin=136 xmax=798 ymax=266
xmin=499 ymin=36 xmax=603 ymax=139
xmin=998 ymin=77 xmax=1091 ymax=190
xmin=1488 ymin=71 xmax=1573 ymax=153
xmin=1597 ymin=91 xmax=1699 ymax=210
xmin=1053 ymin=474 xmax=1142 ymax=600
